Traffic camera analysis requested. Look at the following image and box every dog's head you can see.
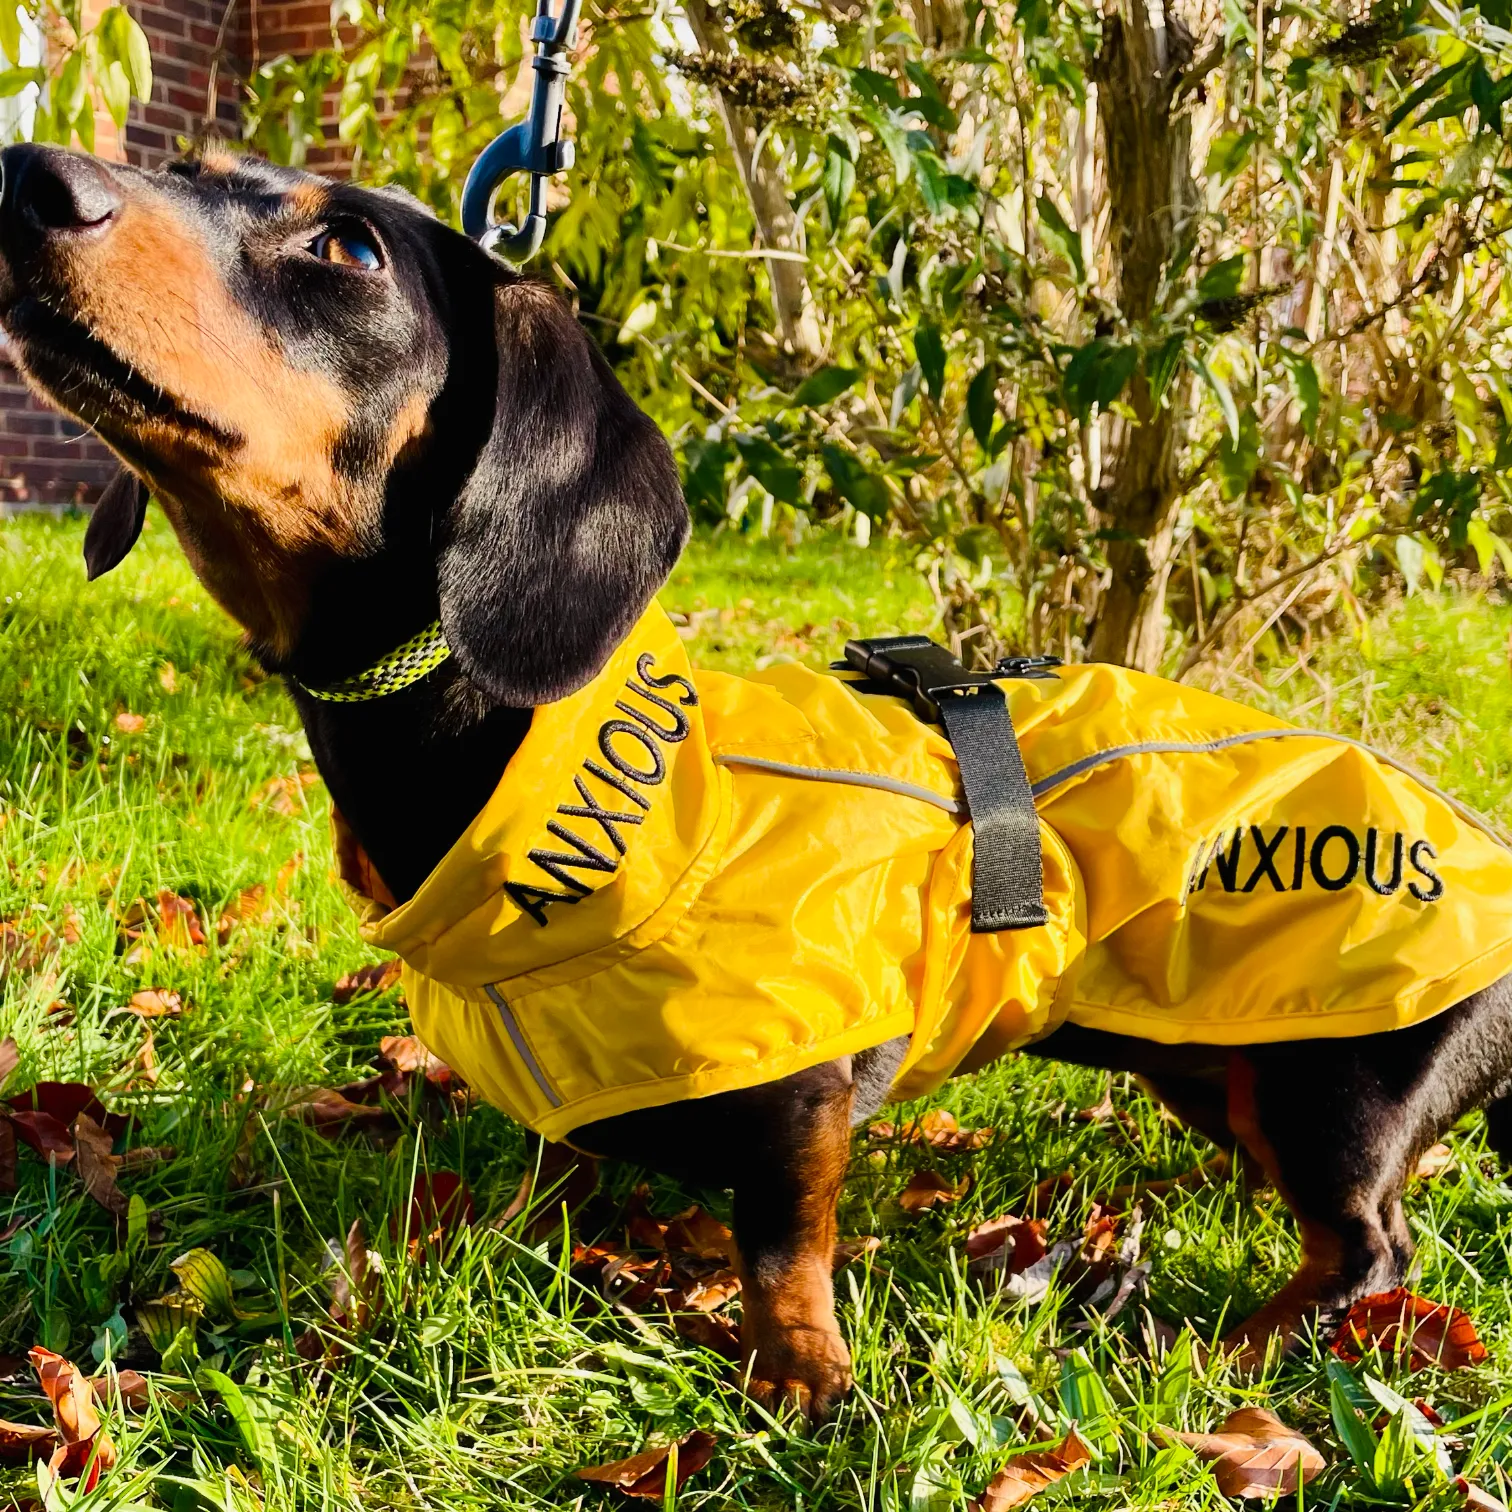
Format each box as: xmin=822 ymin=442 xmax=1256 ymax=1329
xmin=0 ymin=144 xmax=687 ymax=705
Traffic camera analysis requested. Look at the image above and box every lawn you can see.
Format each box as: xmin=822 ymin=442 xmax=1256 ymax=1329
xmin=0 ymin=510 xmax=1511 ymax=1510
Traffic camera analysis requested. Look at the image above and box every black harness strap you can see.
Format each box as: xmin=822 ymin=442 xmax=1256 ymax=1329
xmin=841 ymin=635 xmax=1057 ymax=934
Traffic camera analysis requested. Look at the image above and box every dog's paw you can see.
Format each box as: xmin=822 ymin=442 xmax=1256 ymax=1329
xmin=742 ymin=1325 xmax=852 ymax=1422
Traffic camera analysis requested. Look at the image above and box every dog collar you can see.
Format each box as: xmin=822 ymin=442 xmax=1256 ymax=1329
xmin=295 ymin=620 xmax=452 ymax=703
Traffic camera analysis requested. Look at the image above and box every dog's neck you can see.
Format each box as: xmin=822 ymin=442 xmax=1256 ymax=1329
xmin=269 ymin=554 xmax=532 ymax=904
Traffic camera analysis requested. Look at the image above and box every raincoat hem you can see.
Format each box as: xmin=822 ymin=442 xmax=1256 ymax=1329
xmin=528 ymin=1007 xmax=919 ymax=1143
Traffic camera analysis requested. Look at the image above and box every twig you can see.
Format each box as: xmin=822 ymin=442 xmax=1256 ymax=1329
xmin=199 ymin=0 xmax=241 ymax=145
xmin=655 ymin=241 xmax=809 ymax=262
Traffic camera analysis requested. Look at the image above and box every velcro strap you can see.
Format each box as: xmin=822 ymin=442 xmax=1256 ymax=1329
xmin=938 ymin=688 xmax=1048 ymax=932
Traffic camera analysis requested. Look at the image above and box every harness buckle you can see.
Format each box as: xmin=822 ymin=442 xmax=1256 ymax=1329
xmin=840 ymin=635 xmax=1002 ymax=725
xmin=994 ymin=653 xmax=1062 ymax=680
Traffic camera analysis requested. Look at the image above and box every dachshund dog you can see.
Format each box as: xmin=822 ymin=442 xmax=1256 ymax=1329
xmin=4 ymin=143 xmax=1512 ymax=1422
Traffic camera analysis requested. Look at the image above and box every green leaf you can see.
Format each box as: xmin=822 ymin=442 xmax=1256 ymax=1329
xmin=1216 ymin=408 xmax=1261 ymax=500
xmin=73 ymin=102 xmax=95 ymax=153
xmin=1191 ymin=356 xmax=1240 ymax=443
xmin=1036 ymin=192 xmax=1084 ymax=285
xmin=1205 ymin=130 xmax=1257 ymax=182
xmin=1059 ymin=1349 xmax=1118 ymax=1457
xmin=791 ymin=366 xmax=863 ymax=408
xmin=1196 ymin=255 xmax=1246 ymax=302
xmin=127 ymin=1194 xmax=148 ymax=1259
xmin=822 ymin=146 xmax=855 ymax=230
xmin=1146 ymin=333 xmax=1185 ymax=410
xmin=822 ymin=443 xmax=891 ymax=517
xmin=914 ymin=152 xmax=950 ymax=217
xmin=1063 ymin=339 xmax=1137 ymax=420
xmin=903 ymin=61 xmax=958 ymax=130
xmin=0 ymin=68 xmax=41 ymax=98
xmin=967 ymin=363 xmax=998 ymax=450
xmin=915 ymin=324 xmax=946 ymax=400
xmin=171 ymin=1248 xmax=237 ymax=1322
xmin=0 ymin=1 xmax=21 ymax=73
xmin=1154 ymin=1332 xmax=1194 ymax=1414
xmin=99 ymin=59 xmax=130 ymax=130
xmin=1472 ymin=61 xmax=1502 ymax=134
xmin=735 ymin=433 xmax=804 ymax=505
xmin=56 ymin=51 xmax=87 ymax=129
xmin=851 ymin=67 xmax=901 ymax=111
xmin=121 ymin=10 xmax=153 ymax=99
xmin=1329 ymin=1361 xmax=1380 ymax=1474
xmin=1280 ymin=348 xmax=1321 ymax=437
xmin=617 ymin=299 xmax=657 ymax=344
xmin=197 ymin=1369 xmax=275 ymax=1470
xmin=1386 ymin=61 xmax=1468 ymax=134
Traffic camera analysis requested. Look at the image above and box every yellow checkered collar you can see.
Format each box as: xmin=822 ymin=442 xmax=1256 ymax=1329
xmin=294 ymin=620 xmax=453 ymax=703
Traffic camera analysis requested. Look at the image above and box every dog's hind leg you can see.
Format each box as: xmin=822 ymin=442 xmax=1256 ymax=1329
xmin=1219 ymin=979 xmax=1512 ymax=1365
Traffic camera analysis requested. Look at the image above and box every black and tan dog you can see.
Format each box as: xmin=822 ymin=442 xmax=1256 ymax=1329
xmin=4 ymin=143 xmax=1512 ymax=1421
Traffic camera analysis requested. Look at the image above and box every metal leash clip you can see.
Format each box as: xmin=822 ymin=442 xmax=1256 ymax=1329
xmin=460 ymin=0 xmax=582 ymax=263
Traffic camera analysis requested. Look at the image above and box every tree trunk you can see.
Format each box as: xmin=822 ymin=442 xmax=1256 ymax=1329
xmin=682 ymin=0 xmax=824 ymax=367
xmin=1085 ymin=1 xmax=1199 ymax=670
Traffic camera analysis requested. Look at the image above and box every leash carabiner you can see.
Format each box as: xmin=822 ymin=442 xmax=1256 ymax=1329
xmin=460 ymin=0 xmax=582 ymax=263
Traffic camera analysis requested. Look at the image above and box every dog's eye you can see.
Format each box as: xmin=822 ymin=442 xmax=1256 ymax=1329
xmin=309 ymin=225 xmax=383 ymax=271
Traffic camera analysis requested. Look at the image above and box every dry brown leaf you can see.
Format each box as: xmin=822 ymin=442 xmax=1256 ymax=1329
xmin=898 ymin=1168 xmax=969 ymax=1214
xmin=0 ymin=1037 xmax=18 ymax=1096
xmin=1170 ymin=1406 xmax=1324 ymax=1499
xmin=126 ymin=989 xmax=183 ymax=1019
xmin=1332 ymin=1288 xmax=1489 ymax=1370
xmin=285 ymin=1088 xmax=398 ymax=1134
xmin=0 ymin=1119 xmax=15 ymax=1194
xmin=117 ymin=1143 xmax=175 ymax=1169
xmin=663 ymin=1207 xmax=733 ymax=1261
xmin=574 ymin=1430 xmax=718 ymax=1499
xmin=392 ymin=1172 xmax=474 ymax=1253
xmin=332 ymin=959 xmax=402 ymax=1004
xmin=155 ymin=892 xmax=205 ymax=952
xmin=30 ymin=1346 xmax=116 ymax=1486
xmin=973 ymin=1428 xmax=1092 ymax=1510
xmin=90 ymin=1370 xmax=149 ymax=1413
xmin=499 ymin=1142 xmax=600 ymax=1232
xmin=1415 ymin=1143 xmax=1455 ymax=1180
xmin=112 ymin=713 xmax=145 ymax=735
xmin=57 ymin=909 xmax=82 ymax=947
xmin=869 ymin=1108 xmax=994 ymax=1153
xmin=964 ymin=1214 xmax=1049 ymax=1273
xmin=0 ymin=1418 xmax=58 ymax=1462
xmin=834 ymin=1236 xmax=883 ymax=1268
xmin=216 ymin=884 xmax=276 ymax=946
xmin=330 ymin=1218 xmax=378 ymax=1331
xmin=73 ymin=1114 xmax=127 ymax=1216
xmin=1459 ymin=1478 xmax=1510 ymax=1512
xmin=157 ymin=663 xmax=178 ymax=694
xmin=377 ymin=1036 xmax=441 ymax=1074
xmin=133 ymin=1028 xmax=159 ymax=1087
xmin=674 ymin=1311 xmax=741 ymax=1360
xmin=6 ymin=1111 xmax=74 ymax=1165
xmin=254 ymin=772 xmax=320 ymax=815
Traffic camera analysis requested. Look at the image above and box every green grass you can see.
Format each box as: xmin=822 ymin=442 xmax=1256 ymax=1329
xmin=1 ymin=512 xmax=1511 ymax=1510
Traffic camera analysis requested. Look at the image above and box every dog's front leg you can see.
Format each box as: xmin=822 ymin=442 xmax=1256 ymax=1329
xmin=729 ymin=1061 xmax=854 ymax=1420
xmin=571 ymin=1058 xmax=856 ymax=1421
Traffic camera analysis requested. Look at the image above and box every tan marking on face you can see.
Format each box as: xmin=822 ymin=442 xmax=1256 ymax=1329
xmin=199 ymin=149 xmax=242 ymax=176
xmin=286 ymin=179 xmax=328 ymax=217
xmin=386 ymin=389 xmax=432 ymax=467
xmin=22 ymin=187 xmax=379 ymax=653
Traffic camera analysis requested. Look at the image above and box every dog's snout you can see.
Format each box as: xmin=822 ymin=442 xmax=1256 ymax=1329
xmin=0 ymin=144 xmax=122 ymax=239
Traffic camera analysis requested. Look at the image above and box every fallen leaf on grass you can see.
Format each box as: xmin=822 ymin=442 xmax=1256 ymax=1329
xmin=31 ymin=1346 xmax=116 ymax=1488
xmin=392 ymin=1171 xmax=474 ymax=1251
xmin=834 ymin=1236 xmax=882 ymax=1268
xmin=284 ymin=1087 xmax=398 ymax=1134
xmin=158 ymin=663 xmax=177 ymax=694
xmin=972 ymin=1428 xmax=1091 ymax=1510
xmin=125 ymin=989 xmax=183 ymax=1019
xmin=6 ymin=1111 xmax=73 ymax=1164
xmin=216 ymin=884 xmax=275 ymax=946
xmin=500 ymin=1141 xmax=600 ymax=1231
xmin=965 ymin=1214 xmax=1048 ymax=1273
xmin=869 ymin=1109 xmax=994 ymax=1153
xmin=330 ymin=1218 xmax=379 ymax=1331
xmin=985 ymin=1204 xmax=1146 ymax=1317
xmin=14 ymin=1083 xmax=125 ymax=1138
xmin=112 ymin=713 xmax=145 ymax=735
xmin=377 ymin=1036 xmax=442 ymax=1075
xmin=155 ymin=892 xmax=205 ymax=951
xmin=73 ymin=1114 xmax=127 ymax=1215
xmin=1332 ymin=1288 xmax=1488 ymax=1370
xmin=1168 ymin=1406 xmax=1323 ymax=1499
xmin=253 ymin=772 xmax=320 ymax=815
xmin=0 ymin=1037 xmax=19 ymax=1094
xmin=0 ymin=1119 xmax=14 ymax=1192
xmin=1459 ymin=1478 xmax=1510 ymax=1512
xmin=575 ymin=1430 xmax=718 ymax=1499
xmin=90 ymin=1370 xmax=149 ymax=1413
xmin=674 ymin=1311 xmax=741 ymax=1361
xmin=332 ymin=959 xmax=402 ymax=1003
xmin=898 ymin=1169 xmax=970 ymax=1213
xmin=1415 ymin=1143 xmax=1455 ymax=1180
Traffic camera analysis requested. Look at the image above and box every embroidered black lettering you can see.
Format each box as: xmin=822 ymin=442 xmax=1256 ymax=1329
xmin=505 ymin=880 xmax=581 ymax=926
xmin=1213 ymin=828 xmax=1245 ymax=892
xmin=599 ymin=720 xmax=666 ymax=784
xmin=527 ymin=821 xmax=619 ymax=896
xmin=558 ymin=775 xmax=642 ymax=855
xmin=1408 ymin=838 xmax=1445 ymax=902
xmin=616 ymin=695 xmax=690 ymax=743
xmin=1310 ymin=825 xmax=1360 ymax=890
xmin=1291 ymin=826 xmax=1307 ymax=889
xmin=583 ymin=759 xmax=653 ymax=811
xmin=636 ymin=653 xmax=699 ymax=706
xmin=1242 ymin=825 xmax=1289 ymax=892
xmin=1364 ymin=829 xmax=1404 ymax=896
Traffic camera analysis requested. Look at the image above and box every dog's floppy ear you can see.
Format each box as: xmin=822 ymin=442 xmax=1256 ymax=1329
xmin=83 ymin=468 xmax=149 ymax=580
xmin=436 ymin=282 xmax=688 ymax=707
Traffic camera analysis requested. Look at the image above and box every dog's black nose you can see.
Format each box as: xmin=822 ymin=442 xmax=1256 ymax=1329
xmin=0 ymin=145 xmax=122 ymax=236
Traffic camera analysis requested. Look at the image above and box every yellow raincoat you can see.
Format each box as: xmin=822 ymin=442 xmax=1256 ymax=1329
xmin=341 ymin=602 xmax=1512 ymax=1143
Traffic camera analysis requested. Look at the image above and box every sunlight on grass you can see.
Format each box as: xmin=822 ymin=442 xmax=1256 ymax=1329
xmin=0 ymin=514 xmax=1509 ymax=1509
